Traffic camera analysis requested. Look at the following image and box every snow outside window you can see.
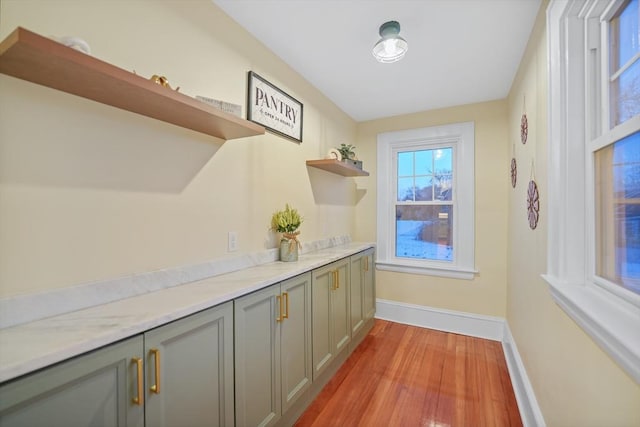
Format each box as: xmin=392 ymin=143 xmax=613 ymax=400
xmin=376 ymin=122 xmax=476 ymax=279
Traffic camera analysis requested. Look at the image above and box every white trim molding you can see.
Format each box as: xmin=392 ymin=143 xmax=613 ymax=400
xmin=546 ymin=0 xmax=640 ymax=384
xmin=376 ymin=122 xmax=476 ymax=278
xmin=503 ymin=323 xmax=547 ymax=427
xmin=545 ymin=275 xmax=640 ymax=384
xmin=375 ymin=298 xmax=504 ymax=341
xmin=375 ymin=299 xmax=546 ymax=427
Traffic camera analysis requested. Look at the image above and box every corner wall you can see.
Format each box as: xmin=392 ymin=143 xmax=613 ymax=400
xmin=355 ymin=100 xmax=509 ymax=317
xmin=506 ymin=2 xmax=640 ymax=425
xmin=0 ymin=0 xmax=358 ymax=297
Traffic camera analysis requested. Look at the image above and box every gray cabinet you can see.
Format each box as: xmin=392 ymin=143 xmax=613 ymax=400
xmin=311 ymin=258 xmax=350 ymax=381
xmin=234 ymin=273 xmax=312 ymax=427
xmin=144 ymin=302 xmax=234 ymax=427
xmin=0 ymin=336 xmax=144 ymax=427
xmin=0 ymin=302 xmax=234 ymax=427
xmin=351 ymin=248 xmax=376 ymax=338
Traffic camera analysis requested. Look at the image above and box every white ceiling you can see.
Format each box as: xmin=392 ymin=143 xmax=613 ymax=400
xmin=213 ymin=0 xmax=541 ymax=122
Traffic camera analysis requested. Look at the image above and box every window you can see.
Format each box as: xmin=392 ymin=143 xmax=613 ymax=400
xmin=547 ymin=0 xmax=640 ymax=384
xmin=377 ymin=122 xmax=475 ymax=279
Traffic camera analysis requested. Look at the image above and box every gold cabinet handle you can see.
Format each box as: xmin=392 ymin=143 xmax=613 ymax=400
xmin=276 ymin=294 xmax=283 ymax=322
xmin=336 ymin=270 xmax=340 ymax=289
xmin=150 ymin=348 xmax=160 ymax=394
xmin=331 ymin=271 xmax=337 ymax=290
xmin=131 ymin=357 xmax=143 ymax=405
xmin=283 ymin=292 xmax=289 ymax=319
xmin=364 ymin=257 xmax=369 ymax=272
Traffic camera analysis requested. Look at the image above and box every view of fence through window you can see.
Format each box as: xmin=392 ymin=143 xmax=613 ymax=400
xmin=395 ymin=148 xmax=453 ymax=261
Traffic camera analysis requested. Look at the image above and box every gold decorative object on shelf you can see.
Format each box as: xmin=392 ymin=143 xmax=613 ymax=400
xmin=150 ymin=74 xmax=179 ymax=91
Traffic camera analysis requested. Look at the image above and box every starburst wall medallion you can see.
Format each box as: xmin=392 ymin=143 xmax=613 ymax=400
xmin=527 ymin=180 xmax=540 ymax=230
xmin=521 ymin=113 xmax=528 ymax=144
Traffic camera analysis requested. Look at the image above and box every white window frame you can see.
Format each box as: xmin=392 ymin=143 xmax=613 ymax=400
xmin=376 ymin=121 xmax=476 ymax=280
xmin=546 ymin=0 xmax=640 ymax=384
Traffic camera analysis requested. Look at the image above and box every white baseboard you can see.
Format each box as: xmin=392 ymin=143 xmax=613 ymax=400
xmin=375 ymin=298 xmax=505 ymax=341
xmin=502 ymin=323 xmax=546 ymax=427
xmin=375 ymin=298 xmax=545 ymax=427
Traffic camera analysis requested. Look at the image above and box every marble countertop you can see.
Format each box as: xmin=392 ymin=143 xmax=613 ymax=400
xmin=0 ymin=242 xmax=374 ymax=383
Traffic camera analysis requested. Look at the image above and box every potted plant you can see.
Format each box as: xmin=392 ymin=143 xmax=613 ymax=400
xmin=271 ymin=204 xmax=303 ymax=262
xmin=337 ymin=143 xmax=363 ymax=170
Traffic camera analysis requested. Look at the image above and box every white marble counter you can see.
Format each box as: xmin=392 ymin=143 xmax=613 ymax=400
xmin=0 ymin=241 xmax=374 ymax=383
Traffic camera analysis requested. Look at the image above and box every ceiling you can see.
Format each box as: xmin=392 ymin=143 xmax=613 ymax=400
xmin=213 ymin=0 xmax=541 ymax=122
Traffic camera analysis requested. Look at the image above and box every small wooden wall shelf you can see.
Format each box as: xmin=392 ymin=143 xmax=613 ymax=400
xmin=0 ymin=27 xmax=265 ymax=141
xmin=306 ymin=159 xmax=370 ymax=177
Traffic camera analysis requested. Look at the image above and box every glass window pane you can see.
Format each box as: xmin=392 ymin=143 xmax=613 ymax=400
xmin=415 ymin=150 xmax=433 ymax=175
xmin=434 ymin=148 xmax=453 ymax=172
xmin=610 ymin=0 xmax=639 ymax=71
xmin=397 ymin=177 xmax=414 ymax=201
xmin=595 ymin=131 xmax=640 ymax=295
xmin=414 ymin=176 xmax=433 ymax=201
xmin=395 ymin=205 xmax=453 ymax=261
xmin=398 ymin=152 xmax=414 ymax=177
xmin=436 ymin=173 xmax=453 ymax=200
xmin=611 ymin=59 xmax=640 ymax=126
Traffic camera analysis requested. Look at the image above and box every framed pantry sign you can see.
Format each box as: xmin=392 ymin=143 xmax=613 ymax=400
xmin=247 ymin=71 xmax=303 ymax=142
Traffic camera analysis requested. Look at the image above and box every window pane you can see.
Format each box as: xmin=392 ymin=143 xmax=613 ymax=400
xmin=398 ymin=152 xmax=414 ymax=177
xmin=595 ymin=131 xmax=640 ymax=295
xmin=610 ymin=0 xmax=640 ymax=126
xmin=414 ymin=176 xmax=433 ymax=201
xmin=610 ymin=0 xmax=639 ymax=71
xmin=395 ymin=205 xmax=453 ymax=261
xmin=415 ymin=150 xmax=432 ymax=175
xmin=611 ymin=59 xmax=640 ymax=125
xmin=398 ymin=177 xmax=414 ymax=201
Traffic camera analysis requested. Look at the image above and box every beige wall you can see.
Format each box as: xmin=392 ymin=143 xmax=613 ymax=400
xmin=355 ymin=100 xmax=509 ymax=317
xmin=0 ymin=0 xmax=358 ymax=297
xmin=3 ymin=1 xmax=639 ymax=424
xmin=506 ymin=2 xmax=640 ymax=426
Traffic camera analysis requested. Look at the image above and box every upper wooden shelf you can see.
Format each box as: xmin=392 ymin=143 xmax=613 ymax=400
xmin=0 ymin=27 xmax=265 ymax=141
xmin=306 ymin=159 xmax=370 ymax=177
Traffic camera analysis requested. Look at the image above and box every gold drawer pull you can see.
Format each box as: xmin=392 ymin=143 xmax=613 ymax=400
xmin=283 ymin=292 xmax=289 ymax=319
xmin=150 ymin=348 xmax=160 ymax=394
xmin=276 ymin=294 xmax=283 ymax=322
xmin=131 ymin=357 xmax=143 ymax=405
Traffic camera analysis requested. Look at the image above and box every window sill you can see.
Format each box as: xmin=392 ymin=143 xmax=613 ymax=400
xmin=376 ymin=261 xmax=477 ymax=280
xmin=543 ymin=274 xmax=640 ymax=384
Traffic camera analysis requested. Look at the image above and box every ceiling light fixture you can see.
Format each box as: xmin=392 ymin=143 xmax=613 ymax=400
xmin=372 ymin=20 xmax=408 ymax=63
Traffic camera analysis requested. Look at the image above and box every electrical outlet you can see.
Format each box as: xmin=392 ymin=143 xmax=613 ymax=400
xmin=228 ymin=231 xmax=238 ymax=252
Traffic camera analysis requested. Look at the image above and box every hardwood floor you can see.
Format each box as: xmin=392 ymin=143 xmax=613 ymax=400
xmin=294 ymin=320 xmax=522 ymax=427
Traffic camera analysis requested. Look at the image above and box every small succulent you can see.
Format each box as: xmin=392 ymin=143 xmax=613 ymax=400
xmin=338 ymin=144 xmax=356 ymax=160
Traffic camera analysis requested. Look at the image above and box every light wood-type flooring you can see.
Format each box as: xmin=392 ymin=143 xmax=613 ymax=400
xmin=295 ymin=319 xmax=522 ymax=427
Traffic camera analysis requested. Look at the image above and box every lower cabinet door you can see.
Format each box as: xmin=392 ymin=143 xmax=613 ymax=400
xmin=349 ymin=253 xmax=365 ymax=337
xmin=332 ymin=259 xmax=351 ymax=355
xmin=280 ymin=272 xmax=312 ymax=413
xmin=235 ymin=284 xmax=282 ymax=427
xmin=144 ymin=302 xmax=234 ymax=427
xmin=311 ymin=264 xmax=334 ymax=380
xmin=0 ymin=336 xmax=144 ymax=427
xmin=362 ymin=249 xmax=376 ymax=321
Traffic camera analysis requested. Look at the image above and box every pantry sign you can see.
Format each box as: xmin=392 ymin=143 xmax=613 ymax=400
xmin=247 ymin=71 xmax=303 ymax=142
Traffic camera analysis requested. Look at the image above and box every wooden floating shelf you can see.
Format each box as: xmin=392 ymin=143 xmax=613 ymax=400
xmin=0 ymin=27 xmax=265 ymax=141
xmin=306 ymin=159 xmax=370 ymax=177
